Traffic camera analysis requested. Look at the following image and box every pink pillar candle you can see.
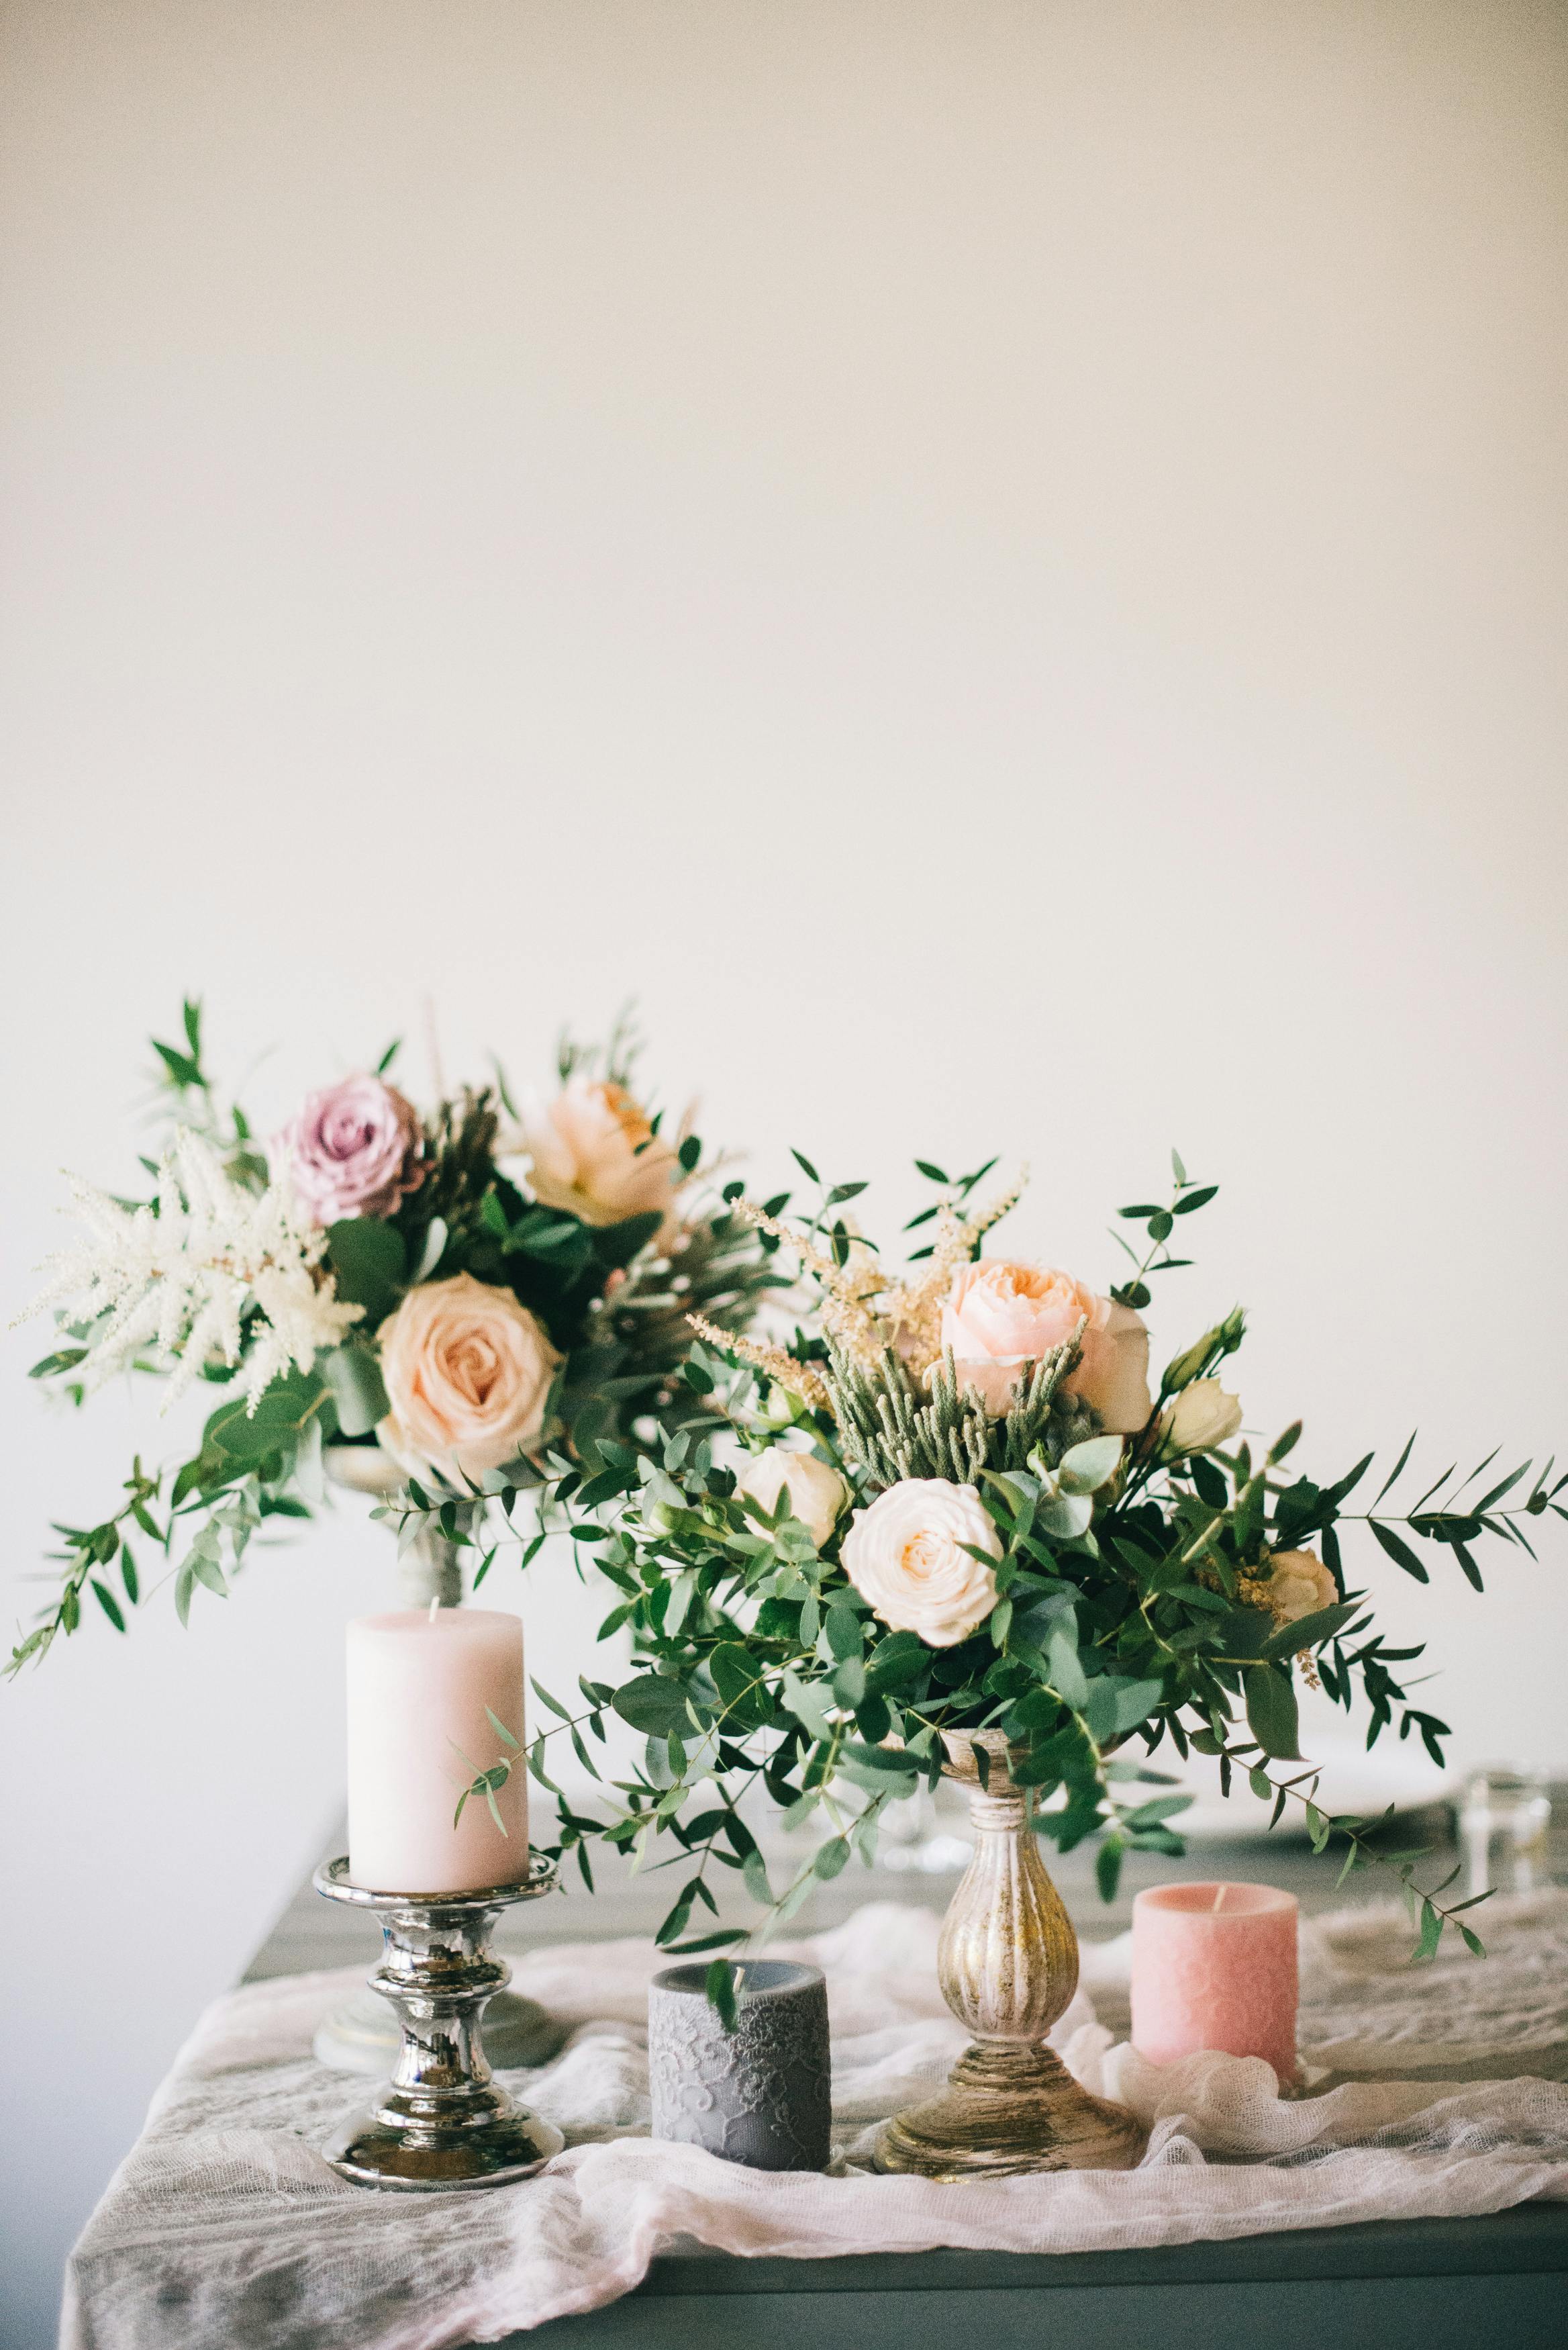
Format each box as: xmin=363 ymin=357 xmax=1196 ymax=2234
xmin=346 ymin=1609 xmax=529 ymax=1893
xmin=1131 ymin=1881 xmax=1298 ymax=2083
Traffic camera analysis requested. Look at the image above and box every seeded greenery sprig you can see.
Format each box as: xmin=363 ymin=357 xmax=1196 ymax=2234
xmin=455 ymin=1150 xmax=1562 ymax=1979
xmin=824 ymin=1337 xmax=1093 ymax=1489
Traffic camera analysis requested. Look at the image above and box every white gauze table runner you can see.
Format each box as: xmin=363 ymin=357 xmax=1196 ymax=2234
xmin=62 ymin=1888 xmax=1568 ymax=2350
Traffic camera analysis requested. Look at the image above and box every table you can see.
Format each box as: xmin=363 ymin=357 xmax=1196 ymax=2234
xmin=235 ymin=1801 xmax=1568 ymax=2349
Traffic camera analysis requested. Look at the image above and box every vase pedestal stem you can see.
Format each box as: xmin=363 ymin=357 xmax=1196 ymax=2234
xmin=873 ymin=1731 xmax=1146 ymax=2179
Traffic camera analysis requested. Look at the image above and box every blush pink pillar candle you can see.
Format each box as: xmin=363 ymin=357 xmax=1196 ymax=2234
xmin=346 ymin=1609 xmax=529 ymax=1893
xmin=1131 ymin=1882 xmax=1299 ymax=2083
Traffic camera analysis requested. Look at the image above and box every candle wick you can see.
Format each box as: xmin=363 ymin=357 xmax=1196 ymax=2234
xmin=428 ymin=1596 xmax=438 ymax=1624
xmin=1213 ymin=1885 xmax=1228 ymax=1912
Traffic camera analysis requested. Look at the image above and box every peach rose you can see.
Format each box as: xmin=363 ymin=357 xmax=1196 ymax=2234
xmin=509 ymin=1075 xmax=681 ymax=1231
xmin=940 ymin=1260 xmax=1152 ymax=1433
xmin=840 ymin=1478 xmax=1001 ymax=1647
xmin=1263 ymin=1550 xmax=1338 ymax=1626
xmin=377 ymin=1273 xmax=561 ymax=1481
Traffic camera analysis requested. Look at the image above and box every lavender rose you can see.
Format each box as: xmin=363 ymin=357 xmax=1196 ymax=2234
xmin=273 ymin=1075 xmax=425 ymax=1224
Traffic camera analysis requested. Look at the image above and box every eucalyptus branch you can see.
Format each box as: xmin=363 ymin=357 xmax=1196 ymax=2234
xmin=1106 ymin=1152 xmax=1218 ymax=1314
xmin=5 ymin=1459 xmax=168 ymax=1676
xmin=1197 ymin=1732 xmax=1493 ymax=1958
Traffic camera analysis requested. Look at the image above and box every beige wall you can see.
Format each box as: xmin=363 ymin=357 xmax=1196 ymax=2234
xmin=2 ymin=3 xmax=1565 ymax=2339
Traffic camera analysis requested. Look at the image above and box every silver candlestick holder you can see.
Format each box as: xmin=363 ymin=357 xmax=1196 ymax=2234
xmin=313 ymin=1852 xmax=566 ymax=2190
xmin=316 ymin=1445 xmax=566 ymax=2077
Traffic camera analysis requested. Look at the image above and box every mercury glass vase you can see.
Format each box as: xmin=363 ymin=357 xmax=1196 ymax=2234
xmin=873 ymin=1728 xmax=1146 ymax=2178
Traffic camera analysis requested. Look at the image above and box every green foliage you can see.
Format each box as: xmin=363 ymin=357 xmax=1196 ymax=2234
xmin=326 ymin=1218 xmax=407 ymax=1325
xmin=204 ymin=1366 xmax=336 ymax=1471
xmin=515 ymin=1157 xmax=1553 ymax=1983
xmin=320 ymin=1344 xmax=391 ymax=1438
xmin=1242 ymin=1664 xmax=1301 ymax=1760
xmin=19 ymin=1001 xmax=781 ymax=1662
xmin=1109 ymin=1156 xmax=1218 ymax=1311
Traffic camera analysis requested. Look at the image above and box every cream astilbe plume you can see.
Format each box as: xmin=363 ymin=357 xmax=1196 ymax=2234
xmin=968 ymin=1167 xmax=1028 ymax=1242
xmin=20 ymin=1129 xmax=362 ymax=1411
xmin=729 ymin=1199 xmax=887 ymax=1370
xmin=684 ymin=1176 xmax=1029 ymax=1431
xmin=880 ymin=1170 xmax=1028 ymax=1378
xmin=683 ymin=1311 xmax=831 ymax=1411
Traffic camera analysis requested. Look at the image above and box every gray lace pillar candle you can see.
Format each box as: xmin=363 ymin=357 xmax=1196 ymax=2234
xmin=648 ymin=1961 xmax=831 ymax=2169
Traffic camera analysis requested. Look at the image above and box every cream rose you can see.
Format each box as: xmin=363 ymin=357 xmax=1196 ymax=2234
xmin=736 ymin=1446 xmax=848 ymax=1548
xmin=508 ymin=1075 xmax=681 ymax=1230
xmin=940 ymin=1260 xmax=1153 ymax=1433
xmin=1159 ymin=1378 xmax=1243 ymax=1457
xmin=377 ymin=1273 xmax=562 ymax=1481
xmin=840 ymin=1478 xmax=1001 ymax=1648
xmin=1263 ymin=1550 xmax=1339 ymax=1626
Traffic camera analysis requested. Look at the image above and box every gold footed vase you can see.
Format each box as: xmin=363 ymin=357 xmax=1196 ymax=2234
xmin=873 ymin=1729 xmax=1146 ymax=2179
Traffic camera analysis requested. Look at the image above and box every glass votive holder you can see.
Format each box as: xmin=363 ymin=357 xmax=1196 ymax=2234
xmin=648 ymin=1959 xmax=831 ymax=2171
xmin=1459 ymin=1764 xmax=1551 ymax=1900
xmin=876 ymin=1783 xmax=975 ymax=1876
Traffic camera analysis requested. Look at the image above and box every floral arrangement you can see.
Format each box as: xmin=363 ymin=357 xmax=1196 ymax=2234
xmin=11 ymin=1004 xmax=781 ymax=1673
xmin=475 ymin=1149 xmax=1561 ymax=1975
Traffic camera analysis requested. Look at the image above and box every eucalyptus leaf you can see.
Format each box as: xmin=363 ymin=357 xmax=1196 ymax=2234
xmin=781 ymin=1668 xmax=836 ymax=1740
xmin=325 ymin=1217 xmax=407 ymax=1323
xmin=1081 ymin=1678 xmax=1120 ymax=1744
xmin=611 ymin=1675 xmax=697 ymax=1737
xmin=319 ymin=1345 xmax=391 ymax=1439
xmin=832 ymin=1655 xmax=867 ymax=1709
xmin=1046 ymin=1623 xmax=1089 ymax=1709
xmin=1108 ymin=1676 xmax=1165 ymax=1736
xmin=709 ymin=1642 xmax=770 ymax=1726
xmin=207 ymin=1369 xmax=335 ymax=1466
xmin=1259 ymin=1599 xmax=1359 ymax=1662
xmin=1057 ymin=1435 xmax=1124 ymax=1495
xmin=1037 ymin=1488 xmax=1094 ymax=1540
xmin=1244 ymin=1664 xmax=1302 ymax=1760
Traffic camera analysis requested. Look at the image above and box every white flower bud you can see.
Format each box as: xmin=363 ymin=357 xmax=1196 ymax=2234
xmin=1159 ymin=1378 xmax=1242 ymax=1457
xmin=735 ymin=1446 xmax=848 ymax=1549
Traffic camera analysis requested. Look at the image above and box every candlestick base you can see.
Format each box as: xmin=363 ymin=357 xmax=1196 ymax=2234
xmin=313 ymin=1853 xmax=566 ymax=2191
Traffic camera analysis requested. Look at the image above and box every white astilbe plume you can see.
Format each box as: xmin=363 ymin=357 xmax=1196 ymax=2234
xmin=21 ymin=1129 xmax=362 ymax=1411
